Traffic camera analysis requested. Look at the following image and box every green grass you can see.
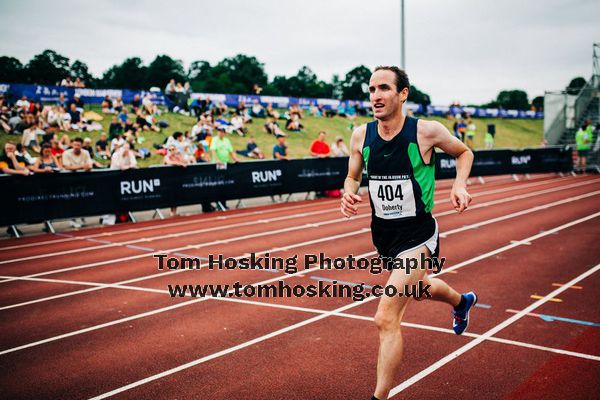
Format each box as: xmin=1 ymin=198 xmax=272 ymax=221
xmin=1 ymin=106 xmax=543 ymax=167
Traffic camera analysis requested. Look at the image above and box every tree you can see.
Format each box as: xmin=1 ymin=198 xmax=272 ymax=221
xmin=486 ymin=89 xmax=529 ymax=110
xmin=25 ymin=50 xmax=70 ymax=85
xmin=342 ymin=65 xmax=371 ymax=100
xmin=0 ymin=56 xmax=24 ymax=83
xmin=100 ymin=57 xmax=148 ymax=89
xmin=408 ymin=85 xmax=431 ymax=107
xmin=70 ymin=60 xmax=94 ymax=87
xmin=531 ymin=96 xmax=544 ymax=110
xmin=146 ymin=55 xmax=186 ymax=88
xmin=566 ymin=77 xmax=586 ymax=95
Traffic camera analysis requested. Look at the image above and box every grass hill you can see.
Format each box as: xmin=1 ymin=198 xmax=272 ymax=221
xmin=1 ymin=106 xmax=543 ymax=168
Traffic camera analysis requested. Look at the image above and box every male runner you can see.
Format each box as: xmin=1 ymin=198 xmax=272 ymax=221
xmin=340 ymin=66 xmax=477 ymax=400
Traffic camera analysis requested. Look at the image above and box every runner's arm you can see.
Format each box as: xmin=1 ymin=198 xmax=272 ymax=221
xmin=341 ymin=126 xmax=365 ymax=217
xmin=428 ymin=121 xmax=474 ymax=213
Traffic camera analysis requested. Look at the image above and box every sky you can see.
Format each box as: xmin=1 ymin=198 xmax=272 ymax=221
xmin=1 ymin=0 xmax=598 ymax=105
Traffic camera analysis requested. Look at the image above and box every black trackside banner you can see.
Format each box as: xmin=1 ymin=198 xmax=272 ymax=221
xmin=0 ymin=147 xmax=572 ymax=226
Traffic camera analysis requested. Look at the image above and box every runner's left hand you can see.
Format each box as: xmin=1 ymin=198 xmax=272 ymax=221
xmin=450 ymin=184 xmax=472 ymax=213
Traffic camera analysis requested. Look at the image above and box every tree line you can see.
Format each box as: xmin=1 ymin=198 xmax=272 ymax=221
xmin=0 ymin=49 xmax=588 ymax=110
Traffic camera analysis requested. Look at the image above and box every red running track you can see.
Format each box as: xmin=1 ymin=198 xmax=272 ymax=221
xmin=0 ymin=174 xmax=598 ymax=399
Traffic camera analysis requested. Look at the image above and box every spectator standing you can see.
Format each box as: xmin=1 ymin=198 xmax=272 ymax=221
xmin=210 ymin=126 xmax=239 ymax=165
xmin=31 ymin=143 xmax=61 ymax=173
xmin=62 ymin=137 xmax=93 ymax=172
xmin=273 ymin=134 xmax=289 ymax=160
xmin=575 ymin=123 xmax=591 ymax=173
xmin=465 ymin=118 xmax=476 ymax=149
xmin=110 ymin=142 xmax=137 ymax=170
xmin=310 ymin=131 xmax=331 ymax=158
xmin=163 ymin=144 xmax=189 ymax=216
xmin=0 ymin=142 xmax=30 ymax=175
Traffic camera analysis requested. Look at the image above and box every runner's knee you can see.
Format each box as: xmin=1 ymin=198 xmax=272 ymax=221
xmin=374 ymin=310 xmax=399 ymax=332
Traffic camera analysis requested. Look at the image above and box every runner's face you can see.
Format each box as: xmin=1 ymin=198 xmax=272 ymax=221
xmin=369 ymin=70 xmax=408 ymax=120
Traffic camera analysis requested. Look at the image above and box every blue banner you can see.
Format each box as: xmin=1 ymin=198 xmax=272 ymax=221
xmin=0 ymin=83 xmax=543 ymax=118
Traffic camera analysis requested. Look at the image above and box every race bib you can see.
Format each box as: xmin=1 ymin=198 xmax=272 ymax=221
xmin=368 ymin=175 xmax=416 ymax=219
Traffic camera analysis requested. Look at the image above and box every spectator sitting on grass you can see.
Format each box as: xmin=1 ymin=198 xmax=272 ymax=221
xmin=131 ymin=94 xmax=141 ymax=113
xmin=309 ymin=102 xmax=321 ymax=117
xmin=337 ymin=102 xmax=347 ymax=118
xmin=289 ymin=103 xmax=303 ymax=119
xmin=216 ymin=101 xmax=228 ymax=116
xmin=142 ymin=93 xmax=155 ymax=114
xmin=101 ymin=95 xmax=115 ymax=114
xmin=96 ymin=133 xmax=111 ymax=160
xmin=68 ymin=103 xmax=84 ymax=131
xmin=57 ymin=106 xmax=71 ymax=131
xmin=136 ymin=110 xmax=160 ymax=132
xmin=16 ymin=95 xmax=30 ymax=111
xmin=110 ymin=133 xmax=126 ymax=153
xmin=114 ymin=96 xmax=124 ymax=112
xmin=109 ymin=116 xmax=124 ymax=139
xmin=56 ymin=93 xmax=67 ymax=109
xmin=46 ymin=105 xmax=61 ymax=129
xmin=310 ymin=131 xmax=331 ymax=158
xmin=230 ymin=112 xmax=247 ymax=136
xmin=273 ymin=134 xmax=289 ymax=160
xmin=236 ymin=136 xmax=264 ymax=159
xmin=118 ymin=108 xmax=128 ymax=124
xmin=285 ymin=113 xmax=302 ymax=131
xmin=266 ymin=103 xmax=280 ymax=119
xmin=82 ymin=138 xmax=104 ymax=168
xmin=31 ymin=143 xmax=61 ymax=173
xmin=110 ymin=142 xmax=137 ymax=170
xmin=331 ymin=136 xmax=350 ymax=157
xmin=62 ymin=137 xmax=93 ymax=172
xmin=69 ymin=94 xmax=85 ymax=112
xmin=250 ymin=100 xmax=265 ymax=118
xmin=264 ymin=118 xmax=285 ymax=136
xmin=21 ymin=123 xmax=41 ymax=153
xmin=0 ymin=142 xmax=30 ymax=175
xmin=50 ymin=136 xmax=64 ymax=161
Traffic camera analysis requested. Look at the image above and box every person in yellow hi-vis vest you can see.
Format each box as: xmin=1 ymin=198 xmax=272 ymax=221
xmin=575 ymin=123 xmax=591 ymax=173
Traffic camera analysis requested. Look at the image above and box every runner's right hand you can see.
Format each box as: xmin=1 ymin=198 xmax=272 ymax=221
xmin=340 ymin=192 xmax=362 ymax=218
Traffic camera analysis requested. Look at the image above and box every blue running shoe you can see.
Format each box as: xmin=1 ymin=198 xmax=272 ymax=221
xmin=452 ymin=292 xmax=477 ymax=335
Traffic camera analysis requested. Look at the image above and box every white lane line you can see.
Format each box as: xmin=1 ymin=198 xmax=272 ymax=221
xmin=209 ymin=297 xmax=600 ymax=362
xmin=4 ymin=274 xmax=596 ymax=363
xmin=85 ymin=213 xmax=600 ymax=400
xmin=3 ymin=183 xmax=597 ymax=309
xmin=388 ymin=262 xmax=600 ymax=397
xmin=0 ymin=203 xmax=372 ymax=265
xmin=0 ymin=181 xmax=600 ymax=311
xmin=6 ymin=211 xmax=595 ymax=400
xmin=439 ymin=190 xmax=600 ymax=237
xmin=2 ymin=176 xmax=597 ymax=284
xmin=0 ymin=174 xmax=576 ymax=255
xmin=0 ymin=212 xmax=373 ymax=285
xmin=0 ymin=197 xmax=346 ymax=251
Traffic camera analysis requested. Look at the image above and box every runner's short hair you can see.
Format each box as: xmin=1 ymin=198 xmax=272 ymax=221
xmin=374 ymin=66 xmax=410 ymax=93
